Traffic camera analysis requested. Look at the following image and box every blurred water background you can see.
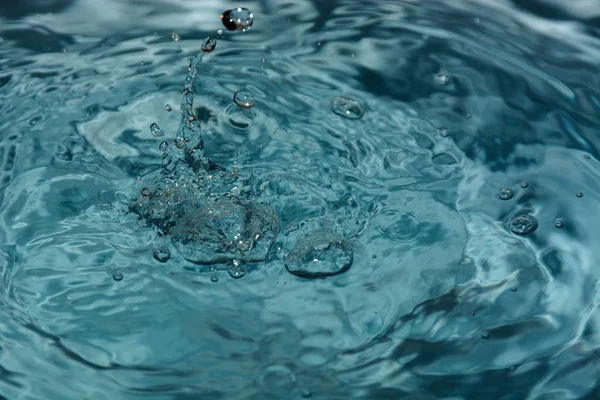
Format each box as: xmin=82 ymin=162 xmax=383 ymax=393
xmin=2 ymin=0 xmax=600 ymax=399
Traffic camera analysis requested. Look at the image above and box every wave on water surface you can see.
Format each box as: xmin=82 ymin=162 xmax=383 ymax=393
xmin=1 ymin=0 xmax=600 ymax=399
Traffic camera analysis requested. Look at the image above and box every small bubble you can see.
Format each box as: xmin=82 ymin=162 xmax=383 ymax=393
xmin=435 ymin=72 xmax=451 ymax=85
xmin=520 ymin=180 xmax=529 ymax=188
xmin=217 ymin=29 xmax=224 ymax=38
xmin=554 ymin=219 xmax=565 ymax=228
xmin=141 ymin=187 xmax=151 ymax=197
xmin=153 ymin=247 xmax=171 ymax=263
xmin=509 ymin=214 xmax=538 ymax=235
xmin=498 ymin=188 xmax=513 ymax=200
xmin=201 ymin=37 xmax=217 ymax=53
xmin=439 ymin=128 xmax=449 ymax=137
xmin=112 ymin=272 xmax=123 ymax=281
xmin=331 ymin=96 xmax=364 ymax=119
xmin=150 ymin=123 xmax=164 ymax=137
xmin=301 ymin=389 xmax=313 ymax=398
xmin=171 ymin=33 xmax=180 ymax=42
xmin=576 ymin=192 xmax=583 ymax=198
xmin=511 ymin=287 xmax=518 ymax=292
xmin=481 ymin=331 xmax=490 ymax=339
xmin=165 ymin=104 xmax=172 ymax=112
xmin=159 ymin=141 xmax=169 ymax=151
xmin=233 ymin=90 xmax=256 ymax=109
xmin=228 ymin=260 xmax=246 ymax=279
xmin=210 ymin=275 xmax=219 ymax=283
xmin=584 ymin=154 xmax=591 ymax=160
xmin=372 ymin=254 xmax=377 ymax=259
xmin=221 ymin=7 xmax=254 ymax=31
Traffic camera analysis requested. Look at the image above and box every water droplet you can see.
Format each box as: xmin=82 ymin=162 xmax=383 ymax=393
xmin=439 ymin=128 xmax=449 ymax=137
xmin=481 ymin=331 xmax=490 ymax=339
xmin=285 ymin=232 xmax=353 ymax=279
xmin=554 ymin=219 xmax=565 ymax=228
xmin=210 ymin=275 xmax=219 ymax=283
xmin=141 ymin=187 xmax=152 ymax=197
xmin=165 ymin=104 xmax=172 ymax=112
xmin=435 ymin=72 xmax=451 ymax=85
xmin=520 ymin=180 xmax=529 ymax=188
xmin=576 ymin=192 xmax=584 ymax=198
xmin=301 ymin=389 xmax=313 ymax=398
xmin=150 ymin=123 xmax=164 ymax=137
xmin=159 ymin=141 xmax=169 ymax=151
xmin=217 ymin=29 xmax=223 ymax=38
xmin=233 ymin=90 xmax=256 ymax=109
xmin=112 ymin=271 xmax=123 ymax=281
xmin=171 ymin=33 xmax=180 ymax=43
xmin=331 ymin=97 xmax=364 ymax=119
xmin=584 ymin=154 xmax=591 ymax=160
xmin=372 ymin=254 xmax=377 ymax=259
xmin=221 ymin=7 xmax=254 ymax=32
xmin=498 ymin=188 xmax=513 ymax=200
xmin=509 ymin=214 xmax=538 ymax=235
xmin=201 ymin=37 xmax=216 ymax=53
xmin=153 ymin=247 xmax=171 ymax=263
xmin=261 ymin=57 xmax=266 ymax=63
xmin=228 ymin=260 xmax=246 ymax=279
xmin=29 ymin=116 xmax=41 ymax=126
xmin=511 ymin=287 xmax=518 ymax=292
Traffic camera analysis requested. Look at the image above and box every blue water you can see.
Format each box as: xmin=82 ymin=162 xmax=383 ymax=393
xmin=2 ymin=0 xmax=600 ymax=399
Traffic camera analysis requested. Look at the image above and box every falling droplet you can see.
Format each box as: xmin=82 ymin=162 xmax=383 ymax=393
xmin=498 ymin=188 xmax=513 ymax=200
xmin=201 ymin=37 xmax=216 ymax=53
xmin=520 ymin=181 xmax=529 ymax=188
xmin=153 ymin=247 xmax=171 ymax=263
xmin=228 ymin=260 xmax=247 ymax=279
xmin=331 ymin=97 xmax=364 ymax=119
xmin=509 ymin=214 xmax=538 ymax=235
xmin=576 ymin=192 xmax=584 ymax=198
xmin=435 ymin=72 xmax=451 ymax=85
xmin=554 ymin=219 xmax=565 ymax=228
xmin=112 ymin=271 xmax=123 ymax=281
xmin=233 ymin=90 xmax=256 ymax=109
xmin=217 ymin=29 xmax=223 ymax=38
xmin=141 ymin=187 xmax=152 ymax=197
xmin=150 ymin=123 xmax=164 ymax=137
xmin=159 ymin=141 xmax=169 ymax=151
xmin=221 ymin=7 xmax=254 ymax=32
xmin=165 ymin=104 xmax=172 ymax=112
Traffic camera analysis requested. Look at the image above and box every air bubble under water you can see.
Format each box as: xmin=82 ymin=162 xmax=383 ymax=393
xmin=331 ymin=97 xmax=364 ymax=119
xmin=221 ymin=8 xmax=254 ymax=32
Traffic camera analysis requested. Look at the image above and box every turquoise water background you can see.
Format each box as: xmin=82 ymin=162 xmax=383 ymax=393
xmin=1 ymin=0 xmax=600 ymax=399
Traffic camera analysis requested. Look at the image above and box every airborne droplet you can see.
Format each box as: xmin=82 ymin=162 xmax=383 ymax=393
xmin=233 ymin=90 xmax=256 ymax=109
xmin=331 ymin=96 xmax=364 ymax=119
xmin=509 ymin=214 xmax=538 ymax=235
xmin=150 ymin=123 xmax=164 ymax=137
xmin=201 ymin=37 xmax=216 ymax=53
xmin=498 ymin=188 xmax=513 ymax=200
xmin=221 ymin=8 xmax=254 ymax=32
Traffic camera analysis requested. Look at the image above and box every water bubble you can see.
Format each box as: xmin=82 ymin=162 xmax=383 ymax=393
xmin=150 ymin=123 xmax=164 ymax=137
xmin=221 ymin=7 xmax=254 ymax=32
xmin=210 ymin=275 xmax=219 ymax=283
xmin=228 ymin=260 xmax=246 ymax=279
xmin=439 ymin=129 xmax=449 ymax=137
xmin=112 ymin=271 xmax=123 ymax=281
xmin=159 ymin=141 xmax=169 ymax=151
xmin=165 ymin=104 xmax=172 ymax=112
xmin=171 ymin=33 xmax=180 ymax=43
xmin=233 ymin=90 xmax=256 ymax=109
xmin=576 ymin=192 xmax=584 ymax=198
xmin=498 ymin=188 xmax=513 ymax=200
xmin=554 ymin=219 xmax=565 ymax=228
xmin=285 ymin=232 xmax=353 ymax=279
xmin=520 ymin=181 xmax=529 ymax=188
xmin=331 ymin=97 xmax=364 ymax=120
xmin=435 ymin=72 xmax=451 ymax=85
xmin=153 ymin=247 xmax=171 ymax=263
xmin=141 ymin=187 xmax=152 ymax=197
xmin=509 ymin=214 xmax=538 ymax=235
xmin=201 ymin=37 xmax=216 ymax=53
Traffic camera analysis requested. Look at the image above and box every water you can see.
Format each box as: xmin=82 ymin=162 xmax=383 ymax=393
xmin=2 ymin=0 xmax=600 ymax=399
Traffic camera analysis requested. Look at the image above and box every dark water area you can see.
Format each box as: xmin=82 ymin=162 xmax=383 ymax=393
xmin=1 ymin=0 xmax=600 ymax=399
